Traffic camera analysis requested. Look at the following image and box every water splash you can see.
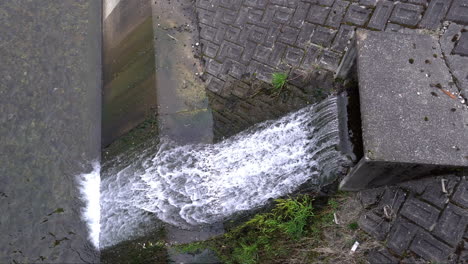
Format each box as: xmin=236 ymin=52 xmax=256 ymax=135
xmin=100 ymin=96 xmax=347 ymax=248
xmin=77 ymin=163 xmax=101 ymax=249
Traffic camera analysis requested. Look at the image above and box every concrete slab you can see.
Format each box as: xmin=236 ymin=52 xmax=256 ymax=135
xmin=340 ymin=30 xmax=468 ymax=190
xmin=0 ymin=1 xmax=101 ymax=262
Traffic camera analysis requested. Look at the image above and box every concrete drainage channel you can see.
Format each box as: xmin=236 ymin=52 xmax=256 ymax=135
xmin=102 ymin=0 xmax=221 ymax=263
xmin=101 ymin=1 xmax=468 ymax=263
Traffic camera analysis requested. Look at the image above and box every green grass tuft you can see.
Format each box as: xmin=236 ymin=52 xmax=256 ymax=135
xmin=271 ymin=72 xmax=288 ymax=91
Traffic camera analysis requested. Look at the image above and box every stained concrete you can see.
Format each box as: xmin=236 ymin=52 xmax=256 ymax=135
xmin=102 ymin=0 xmax=156 ymax=146
xmin=340 ymin=30 xmax=468 ymax=190
xmin=0 ymin=1 xmax=101 ymax=262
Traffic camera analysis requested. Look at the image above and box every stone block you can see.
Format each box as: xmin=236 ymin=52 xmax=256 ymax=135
xmin=368 ymin=0 xmax=394 ymax=31
xmin=296 ymin=22 xmax=316 ymax=49
xmin=338 ymin=31 xmax=468 ymax=191
xmin=248 ymin=25 xmax=268 ymax=43
xmin=359 ymin=0 xmax=378 ymax=7
xmin=307 ymin=5 xmax=330 ymax=24
xmin=206 ymin=60 xmax=223 ymax=76
xmin=217 ymin=41 xmax=244 ymax=61
xmin=420 ymin=177 xmax=458 ymax=209
xmin=344 ymin=4 xmax=372 ymax=26
xmin=453 ymin=179 xmax=468 ymax=209
xmin=453 ymin=31 xmax=468 ymax=56
xmin=390 ymin=3 xmax=424 ymax=27
xmin=325 ymin=0 xmax=350 ymax=28
xmin=239 ymin=41 xmax=257 ymax=65
xmin=311 ymin=26 xmax=337 ymax=47
xmin=278 ymin=26 xmax=300 ymax=45
xmin=202 ymin=41 xmax=220 ymax=58
xmin=409 ymin=231 xmax=455 ymax=263
xmin=446 ymin=0 xmax=468 ymax=25
xmin=359 ymin=187 xmax=385 ymax=208
xmin=377 ymin=187 xmax=407 ymax=213
xmin=318 ymin=50 xmax=342 ymax=72
xmin=439 ymin=23 xmax=468 ymax=98
xmin=224 ymin=26 xmax=241 ymax=42
xmin=221 ymin=59 xmax=246 ymax=79
xmin=244 ymin=0 xmax=268 ymax=8
xmin=400 ymin=198 xmax=440 ymax=231
xmin=386 ymin=218 xmax=420 ymax=255
xmin=207 ymin=76 xmax=225 ymax=94
xmin=318 ymin=0 xmax=334 ymax=6
xmin=331 ymin=25 xmax=355 ymax=53
xmin=253 ymin=45 xmax=272 ymax=64
xmin=432 ymin=203 xmax=468 ymax=246
xmin=419 ymin=0 xmax=452 ymax=30
xmin=300 ymin=45 xmax=322 ymax=69
xmin=200 ymin=25 xmax=217 ymax=41
xmin=290 ymin=2 xmax=310 ymax=28
xmin=219 ymin=0 xmax=242 ymax=10
xmin=198 ymin=9 xmax=216 ymax=25
xmin=367 ymin=248 xmax=399 ymax=264
xmin=358 ymin=212 xmax=390 ymax=240
xmin=269 ymin=42 xmax=287 ymax=66
xmin=272 ymin=6 xmax=295 ymax=24
xmin=284 ymin=46 xmax=305 ymax=67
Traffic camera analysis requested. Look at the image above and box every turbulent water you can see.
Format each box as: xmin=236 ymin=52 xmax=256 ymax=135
xmin=97 ymin=96 xmax=347 ymax=248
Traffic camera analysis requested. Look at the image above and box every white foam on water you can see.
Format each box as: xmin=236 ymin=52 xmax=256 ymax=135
xmin=77 ymin=163 xmax=101 ymax=249
xmin=100 ymin=96 xmax=347 ymax=248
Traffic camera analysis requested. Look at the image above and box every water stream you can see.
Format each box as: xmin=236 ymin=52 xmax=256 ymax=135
xmin=96 ymin=96 xmax=347 ymax=249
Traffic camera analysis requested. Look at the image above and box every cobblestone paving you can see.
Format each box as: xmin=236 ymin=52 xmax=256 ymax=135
xmin=195 ymin=0 xmax=468 ymax=262
xmin=360 ymin=175 xmax=468 ymax=263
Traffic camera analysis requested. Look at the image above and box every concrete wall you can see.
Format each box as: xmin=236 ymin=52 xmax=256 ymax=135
xmin=102 ymin=0 xmax=157 ymax=146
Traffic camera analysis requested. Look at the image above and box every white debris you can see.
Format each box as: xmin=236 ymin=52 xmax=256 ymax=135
xmin=350 ymin=241 xmax=360 ymax=254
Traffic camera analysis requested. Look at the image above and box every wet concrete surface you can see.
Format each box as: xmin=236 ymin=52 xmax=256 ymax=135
xmin=102 ymin=0 xmax=156 ymax=146
xmin=0 ymin=1 xmax=101 ymax=263
xmin=152 ymin=0 xmax=213 ymax=144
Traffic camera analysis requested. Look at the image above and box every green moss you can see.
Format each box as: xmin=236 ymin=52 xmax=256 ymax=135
xmin=100 ymin=228 xmax=167 ymax=264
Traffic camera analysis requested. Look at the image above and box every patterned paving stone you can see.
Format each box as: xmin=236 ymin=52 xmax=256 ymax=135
xmin=446 ymin=0 xmax=468 ymax=25
xmin=358 ymin=211 xmax=391 ymax=240
xmin=419 ymin=0 xmax=452 ymax=30
xmin=409 ymin=231 xmax=455 ymax=263
xmin=432 ymin=203 xmax=468 ymax=246
xmin=453 ymin=179 xmax=468 ymax=209
xmin=359 ymin=0 xmax=378 ymax=7
xmin=300 ymin=45 xmax=322 ymax=69
xmin=419 ymin=177 xmax=458 ymax=209
xmin=386 ymin=218 xmax=420 ymax=255
xmin=389 ymin=2 xmax=424 ymax=27
xmin=290 ymin=2 xmax=310 ymax=28
xmin=368 ymin=0 xmax=394 ymax=31
xmin=296 ymin=22 xmax=316 ymax=49
xmin=307 ymin=4 xmax=330 ymax=24
xmin=283 ymin=46 xmax=304 ymax=67
xmin=400 ymin=197 xmax=440 ymax=231
xmin=318 ymin=50 xmax=342 ymax=72
xmin=278 ymin=25 xmax=300 ymax=45
xmin=377 ymin=187 xmax=407 ymax=213
xmin=311 ymin=26 xmax=337 ymax=47
xmin=331 ymin=25 xmax=355 ymax=52
xmin=453 ymin=31 xmax=468 ymax=56
xmin=344 ymin=4 xmax=373 ymax=26
xmin=325 ymin=0 xmax=350 ymax=28
xmin=359 ymin=187 xmax=385 ymax=208
xmin=367 ymin=248 xmax=399 ymax=264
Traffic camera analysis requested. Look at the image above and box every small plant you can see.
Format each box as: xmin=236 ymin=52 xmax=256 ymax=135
xmin=271 ymin=72 xmax=288 ymax=92
xmin=348 ymin=221 xmax=359 ymax=230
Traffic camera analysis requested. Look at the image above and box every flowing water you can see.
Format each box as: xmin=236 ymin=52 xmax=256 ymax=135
xmin=95 ymin=96 xmax=347 ymax=249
